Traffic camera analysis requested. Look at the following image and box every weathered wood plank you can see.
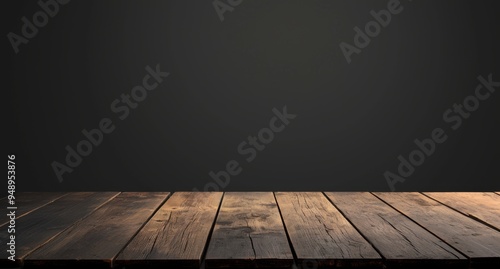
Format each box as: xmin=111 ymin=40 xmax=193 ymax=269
xmin=325 ymin=192 xmax=466 ymax=268
xmin=116 ymin=192 xmax=222 ymax=268
xmin=424 ymin=192 xmax=500 ymax=231
xmin=205 ymin=192 xmax=293 ymax=268
xmin=374 ymin=192 xmax=500 ymax=267
xmin=24 ymin=192 xmax=169 ymax=268
xmin=275 ymin=192 xmax=381 ymax=268
xmin=0 ymin=192 xmax=67 ymax=226
xmin=0 ymin=192 xmax=118 ymax=267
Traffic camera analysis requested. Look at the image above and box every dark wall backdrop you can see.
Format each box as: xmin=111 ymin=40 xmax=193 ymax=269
xmin=4 ymin=0 xmax=500 ymax=191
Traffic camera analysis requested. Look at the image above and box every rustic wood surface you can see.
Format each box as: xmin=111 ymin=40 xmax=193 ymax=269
xmin=117 ymin=192 xmax=222 ymax=268
xmin=206 ymin=192 xmax=293 ymax=268
xmin=326 ymin=192 xmax=466 ymax=268
xmin=374 ymin=192 xmax=500 ymax=267
xmin=275 ymin=192 xmax=381 ymax=268
xmin=1 ymin=192 xmax=498 ymax=268
xmin=423 ymin=192 xmax=500 ymax=231
xmin=24 ymin=192 xmax=169 ymax=268
xmin=0 ymin=192 xmax=118 ymax=267
xmin=1 ymin=192 xmax=66 ymax=226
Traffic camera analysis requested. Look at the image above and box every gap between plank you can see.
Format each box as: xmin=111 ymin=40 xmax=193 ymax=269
xmin=369 ymin=192 xmax=471 ymax=262
xmin=273 ymin=192 xmax=300 ymax=268
xmin=0 ymin=192 xmax=69 ymax=227
xmin=21 ymin=192 xmax=122 ymax=266
xmin=420 ymin=192 xmax=500 ymax=233
xmin=321 ymin=192 xmax=386 ymax=263
xmin=110 ymin=192 xmax=174 ymax=268
xmin=199 ymin=192 xmax=225 ymax=269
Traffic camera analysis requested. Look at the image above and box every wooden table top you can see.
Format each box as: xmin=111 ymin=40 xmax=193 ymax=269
xmin=1 ymin=192 xmax=499 ymax=268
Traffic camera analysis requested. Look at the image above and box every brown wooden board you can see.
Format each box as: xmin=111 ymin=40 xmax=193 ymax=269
xmin=24 ymin=192 xmax=169 ymax=268
xmin=0 ymin=192 xmax=118 ymax=267
xmin=325 ymin=192 xmax=466 ymax=268
xmin=116 ymin=192 xmax=222 ymax=268
xmin=275 ymin=192 xmax=381 ymax=268
xmin=4 ymin=192 xmax=499 ymax=268
xmin=374 ymin=192 xmax=500 ymax=267
xmin=424 ymin=192 xmax=500 ymax=231
xmin=1 ymin=192 xmax=67 ymax=226
xmin=205 ymin=192 xmax=293 ymax=268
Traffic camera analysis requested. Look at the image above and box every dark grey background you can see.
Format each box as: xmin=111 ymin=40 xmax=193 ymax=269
xmin=4 ymin=0 xmax=500 ymax=191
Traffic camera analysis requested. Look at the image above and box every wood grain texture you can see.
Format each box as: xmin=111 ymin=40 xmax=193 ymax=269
xmin=424 ymin=192 xmax=500 ymax=230
xmin=116 ymin=192 xmax=222 ymax=268
xmin=326 ymin=192 xmax=466 ymax=268
xmin=0 ymin=192 xmax=66 ymax=226
xmin=205 ymin=192 xmax=293 ymax=268
xmin=374 ymin=192 xmax=500 ymax=267
xmin=275 ymin=192 xmax=381 ymax=268
xmin=24 ymin=192 xmax=169 ymax=268
xmin=0 ymin=192 xmax=118 ymax=267
xmin=5 ymin=192 xmax=500 ymax=268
